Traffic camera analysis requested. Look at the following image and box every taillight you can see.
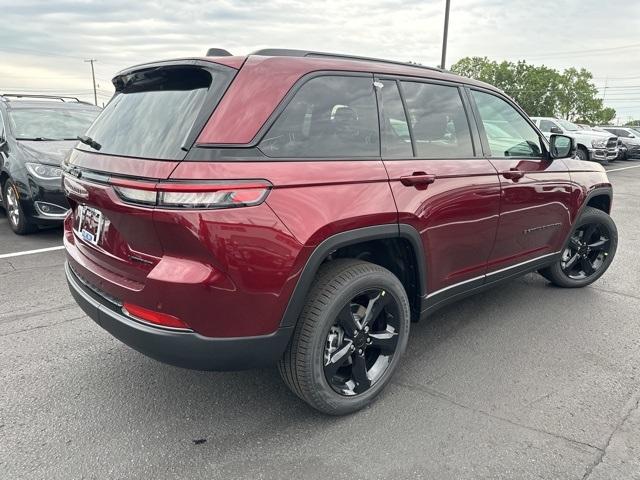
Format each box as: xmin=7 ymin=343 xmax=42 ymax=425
xmin=122 ymin=302 xmax=191 ymax=330
xmin=111 ymin=179 xmax=271 ymax=209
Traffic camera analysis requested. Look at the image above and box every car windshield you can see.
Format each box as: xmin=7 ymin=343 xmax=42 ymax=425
xmin=556 ymin=119 xmax=579 ymax=131
xmin=8 ymin=108 xmax=99 ymax=140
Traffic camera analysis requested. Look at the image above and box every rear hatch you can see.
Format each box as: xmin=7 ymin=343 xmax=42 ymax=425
xmin=63 ymin=60 xmax=236 ymax=288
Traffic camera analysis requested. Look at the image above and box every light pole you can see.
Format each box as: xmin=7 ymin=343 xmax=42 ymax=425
xmin=440 ymin=0 xmax=451 ymax=69
xmin=84 ymin=59 xmax=98 ymax=106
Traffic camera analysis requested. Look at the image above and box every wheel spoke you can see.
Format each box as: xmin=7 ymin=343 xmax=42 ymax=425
xmin=324 ymin=340 xmax=353 ymax=378
xmin=368 ymin=330 xmax=398 ymax=355
xmin=351 ymin=353 xmax=370 ymax=394
xmin=337 ymin=304 xmax=361 ymax=335
xmin=582 ymin=224 xmax=597 ymax=244
xmin=361 ymin=291 xmax=391 ymax=328
xmin=564 ymin=253 xmax=580 ymax=270
xmin=588 ymin=237 xmax=609 ymax=251
xmin=580 ymin=257 xmax=595 ymax=275
xmin=569 ymin=236 xmax=581 ymax=250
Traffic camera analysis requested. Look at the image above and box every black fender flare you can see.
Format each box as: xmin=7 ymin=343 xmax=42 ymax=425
xmin=279 ymin=223 xmax=426 ymax=328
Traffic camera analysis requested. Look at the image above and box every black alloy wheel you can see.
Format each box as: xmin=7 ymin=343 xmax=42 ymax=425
xmin=561 ymin=223 xmax=611 ymax=280
xmin=323 ymin=288 xmax=400 ymax=396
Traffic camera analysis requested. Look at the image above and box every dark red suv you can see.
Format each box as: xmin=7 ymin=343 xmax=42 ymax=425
xmin=63 ymin=49 xmax=618 ymax=415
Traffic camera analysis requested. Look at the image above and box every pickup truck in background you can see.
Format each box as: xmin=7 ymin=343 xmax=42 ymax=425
xmin=531 ymin=117 xmax=618 ymax=164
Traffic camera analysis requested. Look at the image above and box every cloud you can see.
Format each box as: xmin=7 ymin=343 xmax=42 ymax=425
xmin=1 ymin=0 xmax=639 ymax=119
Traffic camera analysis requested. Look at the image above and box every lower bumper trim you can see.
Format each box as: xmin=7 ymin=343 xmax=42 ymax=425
xmin=65 ymin=261 xmax=293 ymax=371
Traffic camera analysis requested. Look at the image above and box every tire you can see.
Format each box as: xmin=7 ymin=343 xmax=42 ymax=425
xmin=575 ymin=147 xmax=589 ymax=161
xmin=539 ymin=207 xmax=617 ymax=288
xmin=3 ymin=179 xmax=37 ymax=235
xmin=278 ymin=259 xmax=410 ymax=415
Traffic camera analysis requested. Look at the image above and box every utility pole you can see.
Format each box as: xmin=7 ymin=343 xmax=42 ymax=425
xmin=84 ymin=59 xmax=97 ymax=106
xmin=440 ymin=0 xmax=451 ymax=69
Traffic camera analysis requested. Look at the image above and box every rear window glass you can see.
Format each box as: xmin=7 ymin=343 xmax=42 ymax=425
xmin=79 ymin=65 xmax=233 ymax=160
xmin=259 ymin=75 xmax=379 ymax=158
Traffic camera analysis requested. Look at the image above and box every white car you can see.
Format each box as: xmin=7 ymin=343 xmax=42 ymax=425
xmin=531 ymin=117 xmax=618 ymax=163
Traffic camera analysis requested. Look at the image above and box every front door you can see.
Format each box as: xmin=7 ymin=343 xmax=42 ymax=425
xmin=377 ymin=78 xmax=501 ymax=307
xmin=468 ymin=88 xmax=573 ymax=278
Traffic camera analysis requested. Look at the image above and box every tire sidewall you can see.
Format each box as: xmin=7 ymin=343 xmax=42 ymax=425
xmin=305 ymin=268 xmax=410 ymax=415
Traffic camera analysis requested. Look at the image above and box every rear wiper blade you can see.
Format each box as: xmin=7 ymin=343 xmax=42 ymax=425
xmin=18 ymin=137 xmax=56 ymax=141
xmin=77 ymin=135 xmax=102 ymax=151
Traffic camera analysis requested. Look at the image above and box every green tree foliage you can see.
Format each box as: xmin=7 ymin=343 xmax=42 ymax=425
xmin=624 ymin=119 xmax=640 ymax=127
xmin=450 ymin=57 xmax=615 ymax=123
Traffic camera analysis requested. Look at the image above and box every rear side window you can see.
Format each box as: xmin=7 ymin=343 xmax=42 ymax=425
xmin=80 ymin=65 xmax=233 ymax=160
xmin=259 ymin=75 xmax=379 ymax=158
xmin=378 ymin=80 xmax=412 ymax=158
xmin=400 ymin=81 xmax=474 ymax=158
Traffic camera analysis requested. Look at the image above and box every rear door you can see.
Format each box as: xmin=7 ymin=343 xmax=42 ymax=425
xmin=378 ymin=77 xmax=501 ymax=306
xmin=467 ymin=88 xmax=573 ymax=277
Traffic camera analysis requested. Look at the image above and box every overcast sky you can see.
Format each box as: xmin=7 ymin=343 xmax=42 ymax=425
xmin=1 ymin=0 xmax=639 ymax=123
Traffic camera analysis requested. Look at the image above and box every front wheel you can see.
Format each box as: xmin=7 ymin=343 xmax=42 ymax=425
xmin=539 ymin=207 xmax=617 ymax=288
xmin=279 ymin=259 xmax=410 ymax=415
xmin=3 ymin=179 xmax=37 ymax=235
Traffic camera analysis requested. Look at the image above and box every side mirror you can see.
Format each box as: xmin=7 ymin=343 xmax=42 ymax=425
xmin=550 ymin=134 xmax=575 ymax=159
xmin=550 ymin=126 xmax=563 ymax=134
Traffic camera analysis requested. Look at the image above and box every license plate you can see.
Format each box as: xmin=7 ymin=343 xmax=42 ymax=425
xmin=76 ymin=205 xmax=104 ymax=246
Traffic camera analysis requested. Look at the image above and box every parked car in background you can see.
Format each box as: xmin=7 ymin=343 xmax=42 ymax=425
xmin=63 ymin=49 xmax=618 ymax=415
xmin=531 ymin=117 xmax=618 ymax=163
xmin=597 ymin=126 xmax=640 ymax=159
xmin=0 ymin=94 xmax=101 ymax=234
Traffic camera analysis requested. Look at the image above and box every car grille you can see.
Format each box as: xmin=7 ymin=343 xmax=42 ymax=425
xmin=607 ymin=137 xmax=618 ymax=148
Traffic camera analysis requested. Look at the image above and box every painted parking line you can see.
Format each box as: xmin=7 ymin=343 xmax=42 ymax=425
xmin=606 ymin=164 xmax=640 ymax=173
xmin=0 ymin=245 xmax=65 ymax=260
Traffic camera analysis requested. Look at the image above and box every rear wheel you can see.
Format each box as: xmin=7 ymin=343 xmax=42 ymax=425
xmin=3 ymin=179 xmax=37 ymax=235
xmin=279 ymin=259 xmax=410 ymax=415
xmin=539 ymin=207 xmax=617 ymax=288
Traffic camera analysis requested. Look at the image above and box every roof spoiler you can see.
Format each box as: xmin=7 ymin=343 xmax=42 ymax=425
xmin=206 ymin=48 xmax=232 ymax=57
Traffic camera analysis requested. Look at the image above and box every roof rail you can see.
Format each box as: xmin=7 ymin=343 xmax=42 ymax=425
xmin=250 ymin=48 xmax=443 ymax=73
xmin=0 ymin=93 xmax=92 ymax=105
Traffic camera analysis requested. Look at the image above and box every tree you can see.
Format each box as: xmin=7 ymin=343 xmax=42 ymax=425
xmin=450 ymin=57 xmax=615 ymax=123
xmin=625 ymin=120 xmax=640 ymax=127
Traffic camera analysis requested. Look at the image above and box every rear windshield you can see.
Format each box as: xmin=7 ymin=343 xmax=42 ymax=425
xmin=9 ymin=108 xmax=99 ymax=140
xmin=79 ymin=64 xmax=233 ymax=160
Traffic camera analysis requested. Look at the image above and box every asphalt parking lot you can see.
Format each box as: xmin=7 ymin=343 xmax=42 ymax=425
xmin=1 ymin=162 xmax=640 ymax=480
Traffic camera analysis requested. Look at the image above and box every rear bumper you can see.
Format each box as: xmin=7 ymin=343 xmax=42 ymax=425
xmin=65 ymin=261 xmax=293 ymax=371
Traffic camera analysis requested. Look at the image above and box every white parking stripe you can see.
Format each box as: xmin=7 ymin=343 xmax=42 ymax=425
xmin=0 ymin=245 xmax=65 ymax=259
xmin=606 ymin=164 xmax=640 ymax=173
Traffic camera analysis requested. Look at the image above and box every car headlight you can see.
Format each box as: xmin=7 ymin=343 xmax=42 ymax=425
xmin=591 ymin=139 xmax=607 ymax=148
xmin=25 ymin=162 xmax=63 ymax=180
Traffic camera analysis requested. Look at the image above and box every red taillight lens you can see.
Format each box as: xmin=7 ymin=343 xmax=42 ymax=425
xmin=112 ymin=179 xmax=271 ymax=209
xmin=122 ymin=302 xmax=191 ymax=330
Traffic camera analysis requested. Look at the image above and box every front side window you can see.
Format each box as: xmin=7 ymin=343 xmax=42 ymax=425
xmin=378 ymin=80 xmax=412 ymax=158
xmin=539 ymin=119 xmax=558 ymax=132
xmin=8 ymin=108 xmax=99 ymax=141
xmin=259 ymin=75 xmax=379 ymax=158
xmin=471 ymin=90 xmax=542 ymax=158
xmin=400 ymin=81 xmax=473 ymax=158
